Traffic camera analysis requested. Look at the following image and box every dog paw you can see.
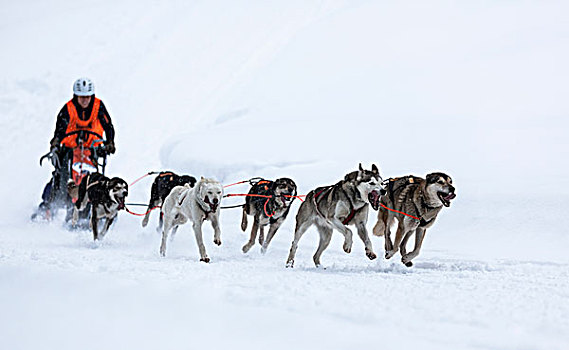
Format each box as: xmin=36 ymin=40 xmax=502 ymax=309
xmin=343 ymin=243 xmax=352 ymax=254
xmin=285 ymin=260 xmax=294 ymax=268
xmin=366 ymin=251 xmax=377 ymax=260
xmin=200 ymin=257 xmax=210 ymax=263
xmin=401 ymin=255 xmax=413 ymax=267
xmin=385 ymin=250 xmax=396 ymax=259
xmin=242 ymin=244 xmax=252 ymax=253
xmin=213 ymin=238 xmax=222 ymax=246
xmin=260 ymin=246 xmax=267 ymax=254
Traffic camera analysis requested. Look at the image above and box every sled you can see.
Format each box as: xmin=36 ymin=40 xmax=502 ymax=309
xmin=32 ymin=130 xmax=108 ymax=228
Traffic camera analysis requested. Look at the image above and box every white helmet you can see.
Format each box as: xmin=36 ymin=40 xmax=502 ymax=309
xmin=73 ymin=77 xmax=95 ymax=96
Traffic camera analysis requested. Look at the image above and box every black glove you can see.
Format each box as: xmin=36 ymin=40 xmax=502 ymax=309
xmin=104 ymin=141 xmax=116 ymax=154
xmin=49 ymin=137 xmax=60 ymax=151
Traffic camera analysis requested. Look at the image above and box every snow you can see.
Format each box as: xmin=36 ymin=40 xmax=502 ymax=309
xmin=1 ymin=1 xmax=569 ymax=349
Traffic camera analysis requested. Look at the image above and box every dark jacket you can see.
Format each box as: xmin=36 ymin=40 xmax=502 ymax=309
xmin=52 ymin=95 xmax=115 ymax=145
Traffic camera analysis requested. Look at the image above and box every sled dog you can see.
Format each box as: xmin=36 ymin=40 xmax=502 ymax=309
xmin=286 ymin=164 xmax=385 ymax=268
xmin=72 ymin=172 xmax=129 ymax=241
xmin=372 ymin=172 xmax=456 ymax=267
xmin=241 ymin=178 xmax=298 ymax=254
xmin=160 ymin=177 xmax=223 ymax=262
xmin=141 ymin=171 xmax=197 ymax=230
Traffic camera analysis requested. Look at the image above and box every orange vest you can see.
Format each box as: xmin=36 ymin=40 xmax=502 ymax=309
xmin=61 ymin=98 xmax=105 ymax=148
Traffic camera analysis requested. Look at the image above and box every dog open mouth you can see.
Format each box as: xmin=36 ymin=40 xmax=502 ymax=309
xmin=281 ymin=192 xmax=292 ymax=205
xmin=437 ymin=191 xmax=456 ymax=207
xmin=115 ymin=195 xmax=126 ymax=210
xmin=204 ymin=196 xmax=218 ymax=212
xmin=368 ymin=190 xmax=382 ymax=210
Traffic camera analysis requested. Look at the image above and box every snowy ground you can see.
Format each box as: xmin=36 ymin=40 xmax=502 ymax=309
xmin=1 ymin=1 xmax=568 ymax=349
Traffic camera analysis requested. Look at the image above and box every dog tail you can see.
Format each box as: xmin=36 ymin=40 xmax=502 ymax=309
xmin=372 ymin=220 xmax=385 ymax=236
xmin=372 ymin=210 xmax=387 ymax=237
xmin=241 ymin=208 xmax=248 ymax=231
xmin=372 ymin=203 xmax=390 ymax=237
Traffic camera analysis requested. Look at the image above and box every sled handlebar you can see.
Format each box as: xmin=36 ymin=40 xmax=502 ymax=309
xmin=40 ymin=131 xmax=109 ymax=167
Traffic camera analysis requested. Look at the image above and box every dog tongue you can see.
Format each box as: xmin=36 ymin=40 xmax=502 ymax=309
xmin=369 ymin=190 xmax=380 ymax=206
xmin=444 ymin=193 xmax=456 ymax=201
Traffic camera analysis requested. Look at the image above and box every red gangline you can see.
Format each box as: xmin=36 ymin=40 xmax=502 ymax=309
xmin=379 ymin=203 xmax=420 ymax=221
xmin=223 ymin=180 xmax=249 ymax=188
xmin=263 ymin=198 xmax=275 ymax=217
xmin=130 ymin=172 xmax=157 ymax=187
xmin=125 ymin=206 xmax=160 ymax=217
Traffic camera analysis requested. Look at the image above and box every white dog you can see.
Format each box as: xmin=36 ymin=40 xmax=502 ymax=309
xmin=160 ymin=177 xmax=223 ymax=262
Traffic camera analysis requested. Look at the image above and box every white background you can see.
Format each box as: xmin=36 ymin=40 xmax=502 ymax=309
xmin=0 ymin=1 xmax=568 ymax=349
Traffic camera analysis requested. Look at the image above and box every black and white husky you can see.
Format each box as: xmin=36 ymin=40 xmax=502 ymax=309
xmin=240 ymin=178 xmax=298 ymax=254
xmin=72 ymin=172 xmax=128 ymax=241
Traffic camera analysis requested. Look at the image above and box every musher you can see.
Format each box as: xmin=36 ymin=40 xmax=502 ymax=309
xmin=33 ymin=78 xmax=116 ymax=220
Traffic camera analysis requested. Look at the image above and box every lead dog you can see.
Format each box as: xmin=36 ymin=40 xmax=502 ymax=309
xmin=286 ymin=164 xmax=385 ymax=268
xmin=372 ymin=172 xmax=456 ymax=267
xmin=72 ymin=172 xmax=129 ymax=241
xmin=141 ymin=171 xmax=197 ymax=231
xmin=241 ymin=178 xmax=298 ymax=254
xmin=159 ymin=177 xmax=223 ymax=262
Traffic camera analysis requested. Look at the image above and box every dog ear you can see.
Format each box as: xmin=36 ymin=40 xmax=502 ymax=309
xmin=357 ymin=163 xmax=364 ymax=180
xmin=372 ymin=164 xmax=379 ymax=175
xmin=426 ymin=173 xmax=438 ymax=184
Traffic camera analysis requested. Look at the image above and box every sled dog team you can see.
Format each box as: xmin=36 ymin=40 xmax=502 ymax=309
xmin=72 ymin=164 xmax=456 ymax=267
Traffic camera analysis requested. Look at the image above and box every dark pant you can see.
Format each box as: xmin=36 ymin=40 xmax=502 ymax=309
xmin=40 ymin=147 xmax=73 ymax=209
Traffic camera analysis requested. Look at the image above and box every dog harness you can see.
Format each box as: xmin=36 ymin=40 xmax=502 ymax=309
xmin=384 ymin=177 xmax=437 ymax=225
xmin=160 ymin=171 xmax=175 ymax=182
xmin=414 ymin=193 xmax=438 ymax=227
xmin=313 ymin=184 xmax=356 ymax=225
xmin=61 ymin=98 xmax=104 ymax=148
xmin=386 ymin=176 xmax=422 ymax=204
xmin=248 ymin=179 xmax=297 ymax=220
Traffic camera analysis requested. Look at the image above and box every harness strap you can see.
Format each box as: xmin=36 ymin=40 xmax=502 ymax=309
xmin=178 ymin=191 xmax=188 ymax=206
xmin=416 ymin=190 xmax=437 ymax=227
xmin=85 ymin=173 xmax=103 ymax=190
xmin=342 ymin=209 xmax=356 ymax=225
xmin=419 ymin=217 xmax=435 ymax=227
xmin=195 ymin=183 xmax=215 ymax=216
xmin=263 ymin=198 xmax=275 ymax=217
xmin=340 ymin=187 xmax=356 ymax=225
xmin=86 ymin=181 xmax=101 ymax=190
xmin=379 ymin=203 xmax=420 ymax=221
xmin=313 ymin=186 xmax=332 ymax=219
xmin=388 ymin=176 xmax=420 ymax=204
xmin=313 ymin=185 xmax=355 ymax=225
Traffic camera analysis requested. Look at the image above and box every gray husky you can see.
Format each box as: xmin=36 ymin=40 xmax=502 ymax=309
xmin=159 ymin=177 xmax=223 ymax=263
xmin=286 ymin=164 xmax=385 ymax=268
xmin=372 ymin=172 xmax=456 ymax=267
